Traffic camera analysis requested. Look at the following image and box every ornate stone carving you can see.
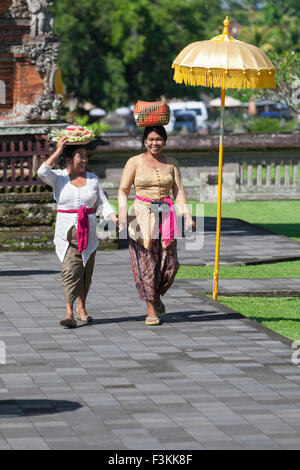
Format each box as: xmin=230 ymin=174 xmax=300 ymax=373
xmin=27 ymin=0 xmax=55 ymax=38
xmin=23 ymin=40 xmax=59 ymax=94
xmin=23 ymin=40 xmax=59 ymax=71
xmin=0 ymin=0 xmax=63 ymax=124
xmin=8 ymin=0 xmax=30 ymax=19
xmin=25 ymin=93 xmax=62 ymax=121
xmin=23 ymin=2 xmax=61 ymax=122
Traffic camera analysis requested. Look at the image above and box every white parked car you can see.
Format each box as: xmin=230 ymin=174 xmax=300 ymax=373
xmin=164 ymin=102 xmax=186 ymax=133
xmin=184 ymin=101 xmax=208 ymax=130
xmin=164 ymin=101 xmax=208 ymax=133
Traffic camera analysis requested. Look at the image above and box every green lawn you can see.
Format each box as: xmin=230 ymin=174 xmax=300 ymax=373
xmin=214 ymin=295 xmax=300 ymax=341
xmin=177 ymin=261 xmax=300 ymax=279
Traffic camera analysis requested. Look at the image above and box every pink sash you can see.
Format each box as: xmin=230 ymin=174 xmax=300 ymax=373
xmin=136 ymin=195 xmax=180 ymax=246
xmin=57 ymin=206 xmax=94 ymax=254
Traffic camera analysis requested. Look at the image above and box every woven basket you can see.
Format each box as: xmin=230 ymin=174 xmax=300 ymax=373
xmin=65 ymin=138 xmax=95 ymax=145
xmin=133 ymin=101 xmax=170 ymax=127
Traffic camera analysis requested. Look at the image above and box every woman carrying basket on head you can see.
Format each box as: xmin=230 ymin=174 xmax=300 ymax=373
xmin=118 ymin=101 xmax=195 ymax=326
xmin=38 ymin=129 xmax=118 ymax=328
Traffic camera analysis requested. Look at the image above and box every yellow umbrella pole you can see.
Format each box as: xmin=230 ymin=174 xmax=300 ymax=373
xmin=213 ymin=87 xmax=226 ymax=300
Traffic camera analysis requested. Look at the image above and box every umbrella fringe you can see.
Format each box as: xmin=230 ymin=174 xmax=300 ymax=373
xmin=172 ymin=65 xmax=276 ymax=89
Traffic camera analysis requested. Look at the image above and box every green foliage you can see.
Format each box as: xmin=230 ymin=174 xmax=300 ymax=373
xmin=53 ymin=0 xmax=300 ymax=110
xmin=283 ymin=119 xmax=298 ymax=131
xmin=268 ymin=50 xmax=300 ymax=84
xmin=227 ymin=88 xmax=254 ymax=103
xmin=74 ymin=114 xmax=89 ymax=126
xmin=257 ymin=50 xmax=300 ymax=114
xmin=74 ymin=115 xmax=110 ymax=135
xmin=88 ymin=121 xmax=110 ymax=135
xmin=53 ymin=0 xmax=221 ymax=108
xmin=230 ymin=50 xmax=300 ymax=115
xmin=226 ymin=1 xmax=300 ymax=53
xmin=262 ymin=0 xmax=299 ymax=26
xmin=247 ymin=117 xmax=281 ymax=133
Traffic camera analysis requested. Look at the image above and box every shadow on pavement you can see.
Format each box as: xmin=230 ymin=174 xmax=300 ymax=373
xmin=0 ymin=270 xmax=60 ymax=276
xmin=91 ymin=309 xmax=242 ymax=325
xmin=160 ymin=310 xmax=242 ymax=322
xmin=0 ymin=399 xmax=82 ymax=417
xmin=255 ymin=223 xmax=300 ymax=240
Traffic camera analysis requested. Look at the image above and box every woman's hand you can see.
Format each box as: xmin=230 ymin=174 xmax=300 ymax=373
xmin=118 ymin=217 xmax=127 ymax=232
xmin=109 ymin=213 xmax=118 ymax=225
xmin=44 ymin=136 xmax=68 ymax=168
xmin=108 ymin=214 xmax=127 ymax=233
xmin=56 ymin=136 xmax=68 ymax=155
xmin=185 ymin=214 xmax=196 ymax=232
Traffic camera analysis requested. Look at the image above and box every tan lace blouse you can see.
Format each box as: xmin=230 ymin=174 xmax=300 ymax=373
xmin=118 ymin=154 xmax=190 ymax=250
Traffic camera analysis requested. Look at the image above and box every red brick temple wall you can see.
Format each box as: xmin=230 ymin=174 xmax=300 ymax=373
xmin=0 ymin=0 xmax=44 ymax=118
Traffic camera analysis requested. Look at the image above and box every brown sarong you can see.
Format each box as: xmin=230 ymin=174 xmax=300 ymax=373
xmin=61 ymin=226 xmax=96 ymax=304
xmin=129 ymin=237 xmax=179 ymax=301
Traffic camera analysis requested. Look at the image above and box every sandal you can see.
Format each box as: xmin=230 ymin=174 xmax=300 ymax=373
xmin=145 ymin=316 xmax=161 ymax=326
xmin=154 ymin=301 xmax=166 ymax=317
xmin=60 ymin=317 xmax=77 ymax=328
xmin=75 ymin=310 xmax=93 ymax=323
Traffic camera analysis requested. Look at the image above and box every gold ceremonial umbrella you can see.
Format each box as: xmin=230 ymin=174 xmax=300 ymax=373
xmin=172 ymin=16 xmax=276 ymax=300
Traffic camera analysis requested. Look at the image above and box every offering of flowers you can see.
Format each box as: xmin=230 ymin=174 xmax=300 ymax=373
xmin=49 ymin=125 xmax=96 ymax=145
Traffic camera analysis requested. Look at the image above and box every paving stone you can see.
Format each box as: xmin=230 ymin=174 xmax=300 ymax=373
xmin=1 ymin=427 xmax=41 ymax=439
xmin=121 ymin=438 xmax=165 ymax=450
xmin=1 ymin=247 xmax=300 ymax=450
xmin=6 ymin=437 xmax=50 ymax=450
xmin=45 ymin=437 xmax=89 ymax=450
xmin=163 ymin=441 xmax=203 ymax=450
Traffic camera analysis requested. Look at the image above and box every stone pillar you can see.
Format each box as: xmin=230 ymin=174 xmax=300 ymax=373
xmin=199 ymin=172 xmax=237 ymax=203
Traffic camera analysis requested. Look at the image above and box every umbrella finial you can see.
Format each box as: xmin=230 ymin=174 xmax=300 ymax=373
xmin=223 ymin=16 xmax=230 ymax=36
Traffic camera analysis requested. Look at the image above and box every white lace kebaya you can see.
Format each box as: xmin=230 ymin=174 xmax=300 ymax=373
xmin=38 ymin=162 xmax=115 ymax=266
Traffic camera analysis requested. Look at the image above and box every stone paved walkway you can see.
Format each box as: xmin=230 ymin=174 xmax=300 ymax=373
xmin=1 ymin=249 xmax=300 ymax=450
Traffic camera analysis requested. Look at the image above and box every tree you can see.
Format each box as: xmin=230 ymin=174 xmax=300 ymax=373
xmin=262 ymin=0 xmax=300 ymax=25
xmin=54 ymin=0 xmax=300 ymax=109
xmin=259 ymin=50 xmax=300 ymax=115
xmin=53 ymin=0 xmax=221 ymax=109
xmin=227 ymin=0 xmax=300 ymax=52
xmin=53 ymin=0 xmax=128 ymax=109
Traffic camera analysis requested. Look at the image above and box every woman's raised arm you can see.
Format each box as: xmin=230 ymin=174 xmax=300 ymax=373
xmin=37 ymin=136 xmax=68 ymax=187
xmin=44 ymin=136 xmax=68 ymax=167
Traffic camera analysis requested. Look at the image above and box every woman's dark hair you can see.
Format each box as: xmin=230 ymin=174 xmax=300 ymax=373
xmin=141 ymin=126 xmax=167 ymax=152
xmin=57 ymin=139 xmax=100 ymax=168
xmin=58 ymin=145 xmax=83 ymax=168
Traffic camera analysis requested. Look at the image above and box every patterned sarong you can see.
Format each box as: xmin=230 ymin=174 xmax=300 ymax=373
xmin=129 ymin=237 xmax=179 ymax=301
